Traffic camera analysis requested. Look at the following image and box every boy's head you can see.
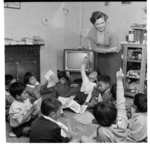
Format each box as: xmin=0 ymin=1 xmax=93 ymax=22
xmin=41 ymin=98 xmax=62 ymax=121
xmin=134 ymin=93 xmax=147 ymax=112
xmin=88 ymin=71 xmax=98 ymax=82
xmin=9 ymin=82 xmax=27 ymax=101
xmin=97 ymin=75 xmax=111 ymax=93
xmin=5 ymin=74 xmax=16 ymax=91
xmin=57 ymin=70 xmax=69 ymax=85
xmin=24 ymin=72 xmax=37 ymax=86
xmin=93 ymin=101 xmax=117 ymax=127
xmin=110 ymin=83 xmax=117 ymax=101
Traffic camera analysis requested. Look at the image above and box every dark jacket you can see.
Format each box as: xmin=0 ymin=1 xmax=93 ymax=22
xmin=29 ymin=116 xmax=69 ymax=143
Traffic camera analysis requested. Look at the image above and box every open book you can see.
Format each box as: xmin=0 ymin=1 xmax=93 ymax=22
xmin=44 ymin=70 xmax=55 ymax=81
xmin=58 ymin=96 xmax=88 ymax=114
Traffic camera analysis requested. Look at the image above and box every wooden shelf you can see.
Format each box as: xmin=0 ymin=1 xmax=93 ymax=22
xmin=122 ymin=43 xmax=147 ymax=95
xmin=126 ymin=75 xmax=140 ymax=79
xmin=127 ymin=59 xmax=141 ymax=63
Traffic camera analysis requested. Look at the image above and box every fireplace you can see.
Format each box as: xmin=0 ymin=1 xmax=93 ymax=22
xmin=5 ymin=44 xmax=43 ymax=83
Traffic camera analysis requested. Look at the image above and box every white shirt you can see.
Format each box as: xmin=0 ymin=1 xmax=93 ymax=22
xmin=9 ymin=98 xmax=32 ymax=128
xmin=80 ymin=70 xmax=96 ymax=94
xmin=26 ymin=81 xmax=40 ymax=88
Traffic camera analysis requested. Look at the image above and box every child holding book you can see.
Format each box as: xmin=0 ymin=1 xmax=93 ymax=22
xmin=24 ymin=72 xmax=49 ymax=104
xmin=127 ymin=93 xmax=147 ymax=142
xmin=5 ymin=74 xmax=16 ymax=122
xmin=80 ymin=68 xmax=128 ymax=143
xmin=29 ymin=97 xmax=73 ymax=143
xmin=73 ymin=55 xmax=98 ymax=105
xmin=9 ymin=82 xmax=38 ymax=138
xmin=52 ymin=70 xmax=74 ymax=98
xmin=85 ymin=75 xmax=112 ymax=109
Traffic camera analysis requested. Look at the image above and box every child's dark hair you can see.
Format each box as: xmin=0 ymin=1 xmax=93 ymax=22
xmin=57 ymin=70 xmax=69 ymax=81
xmin=93 ymin=101 xmax=117 ymax=127
xmin=41 ymin=98 xmax=62 ymax=116
xmin=98 ymin=75 xmax=111 ymax=86
xmin=5 ymin=74 xmax=14 ymax=86
xmin=111 ymin=83 xmax=117 ymax=100
xmin=9 ymin=82 xmax=26 ymax=99
xmin=24 ymin=72 xmax=36 ymax=84
xmin=134 ymin=93 xmax=147 ymax=112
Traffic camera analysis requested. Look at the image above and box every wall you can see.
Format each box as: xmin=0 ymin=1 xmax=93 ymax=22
xmin=4 ymin=2 xmax=146 ymax=83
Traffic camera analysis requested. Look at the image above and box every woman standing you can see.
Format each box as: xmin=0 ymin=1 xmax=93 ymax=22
xmin=89 ymin=11 xmax=122 ymax=85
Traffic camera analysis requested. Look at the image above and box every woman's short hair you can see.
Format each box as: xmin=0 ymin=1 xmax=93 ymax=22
xmin=134 ymin=93 xmax=147 ymax=112
xmin=90 ymin=11 xmax=108 ymax=25
xmin=24 ymin=72 xmax=36 ymax=84
xmin=57 ymin=70 xmax=69 ymax=80
xmin=93 ymin=101 xmax=117 ymax=127
xmin=41 ymin=98 xmax=62 ymax=116
xmin=9 ymin=82 xmax=26 ymax=99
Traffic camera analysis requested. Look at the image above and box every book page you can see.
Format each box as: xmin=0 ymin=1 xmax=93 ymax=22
xmin=68 ymin=100 xmax=81 ymax=113
xmin=44 ymin=70 xmax=55 ymax=81
xmin=79 ymin=105 xmax=88 ymax=114
xmin=58 ymin=96 xmax=68 ymax=105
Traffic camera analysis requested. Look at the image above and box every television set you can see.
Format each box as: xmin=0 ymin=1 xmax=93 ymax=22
xmin=64 ymin=49 xmax=94 ymax=73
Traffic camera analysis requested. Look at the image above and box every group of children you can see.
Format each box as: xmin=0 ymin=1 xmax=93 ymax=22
xmin=5 ymin=55 xmax=147 ymax=143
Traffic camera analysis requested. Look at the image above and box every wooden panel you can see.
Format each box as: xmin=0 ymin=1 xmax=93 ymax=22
xmin=5 ymin=63 xmax=18 ymax=80
xmin=17 ymin=61 xmax=38 ymax=83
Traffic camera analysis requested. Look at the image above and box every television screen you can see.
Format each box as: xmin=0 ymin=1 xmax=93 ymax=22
xmin=64 ymin=49 xmax=94 ymax=72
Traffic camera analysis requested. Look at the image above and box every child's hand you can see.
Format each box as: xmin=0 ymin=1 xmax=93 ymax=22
xmin=83 ymin=55 xmax=89 ymax=65
xmin=45 ymin=80 xmax=49 ymax=86
xmin=107 ymin=47 xmax=119 ymax=53
xmin=30 ymin=104 xmax=37 ymax=113
xmin=116 ymin=68 xmax=124 ymax=80
xmin=66 ymin=71 xmax=70 ymax=77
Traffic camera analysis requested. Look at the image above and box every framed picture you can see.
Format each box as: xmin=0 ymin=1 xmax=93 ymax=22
xmin=4 ymin=2 xmax=21 ymax=9
xmin=122 ymin=1 xmax=132 ymax=4
xmin=105 ymin=2 xmax=109 ymax=6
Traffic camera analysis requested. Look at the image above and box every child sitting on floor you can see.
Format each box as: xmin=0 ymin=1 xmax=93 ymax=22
xmin=127 ymin=93 xmax=147 ymax=142
xmin=9 ymin=82 xmax=38 ymax=138
xmin=85 ymin=75 xmax=112 ymax=109
xmin=24 ymin=72 xmax=48 ymax=104
xmin=73 ymin=55 xmax=98 ymax=105
xmin=5 ymin=74 xmax=16 ymax=122
xmin=29 ymin=97 xmax=72 ymax=143
xmin=80 ymin=68 xmax=128 ymax=143
xmin=52 ymin=70 xmax=74 ymax=98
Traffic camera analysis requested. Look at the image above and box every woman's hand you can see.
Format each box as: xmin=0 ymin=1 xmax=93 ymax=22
xmin=106 ymin=47 xmax=120 ymax=53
